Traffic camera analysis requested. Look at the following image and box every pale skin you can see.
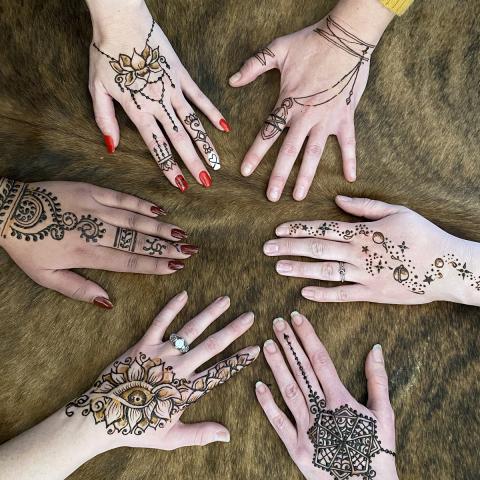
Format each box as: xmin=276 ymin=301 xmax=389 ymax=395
xmin=264 ymin=196 xmax=480 ymax=306
xmin=229 ymin=0 xmax=395 ymax=201
xmin=256 ymin=312 xmax=398 ymax=479
xmin=0 ymin=292 xmax=259 ymax=480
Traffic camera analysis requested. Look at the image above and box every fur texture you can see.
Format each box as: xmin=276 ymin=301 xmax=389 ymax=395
xmin=0 ymin=1 xmax=479 ymax=479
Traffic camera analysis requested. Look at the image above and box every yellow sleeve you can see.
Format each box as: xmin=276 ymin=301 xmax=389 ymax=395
xmin=379 ymin=0 xmax=414 ymax=15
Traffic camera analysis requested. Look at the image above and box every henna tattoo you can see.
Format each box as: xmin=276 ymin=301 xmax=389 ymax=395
xmin=254 ymin=47 xmax=275 ymax=66
xmin=65 ymin=352 xmax=254 ymax=435
xmin=143 ymin=237 xmax=167 ymax=256
xmin=284 ymin=335 xmax=395 ymax=479
xmin=152 ymin=134 xmax=177 ymax=171
xmin=261 ymin=17 xmax=375 ymax=141
xmin=114 ymin=227 xmax=137 ymax=252
xmin=93 ymin=20 xmax=178 ymax=131
xmin=184 ymin=113 xmax=220 ymax=170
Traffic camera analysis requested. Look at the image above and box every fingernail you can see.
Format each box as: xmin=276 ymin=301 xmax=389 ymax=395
xmin=291 ymin=311 xmax=303 ymax=325
xmin=255 ymin=381 xmax=267 ymax=394
xmin=264 ymin=339 xmax=277 ymax=353
xmin=242 ymin=164 xmax=253 ymax=176
xmin=93 ymin=297 xmax=113 ymax=309
xmin=268 ymin=188 xmax=280 ymax=202
xmin=372 ymin=344 xmax=384 ymax=363
xmin=219 ymin=118 xmax=231 ymax=133
xmin=294 ymin=186 xmax=306 ymax=201
xmin=199 ymin=171 xmax=212 ymax=188
xmin=103 ymin=135 xmax=115 ymax=153
xmin=215 ymin=431 xmax=230 ymax=443
xmin=180 ymin=244 xmax=199 ymax=255
xmin=275 ymin=226 xmax=289 ymax=236
xmin=337 ymin=195 xmax=352 ymax=202
xmin=215 ymin=295 xmax=230 ymax=304
xmin=229 ymin=72 xmax=241 ymax=84
xmin=171 ymin=228 xmax=188 ymax=240
xmin=302 ymin=288 xmax=315 ymax=300
xmin=151 ymin=205 xmax=166 ymax=216
xmin=273 ymin=317 xmax=286 ymax=331
xmin=168 ymin=260 xmax=185 ymax=271
xmin=175 ymin=175 xmax=189 ymax=192
xmin=263 ymin=241 xmax=278 ymax=254
xmin=276 ymin=261 xmax=292 ymax=274
xmin=242 ymin=312 xmax=255 ymax=325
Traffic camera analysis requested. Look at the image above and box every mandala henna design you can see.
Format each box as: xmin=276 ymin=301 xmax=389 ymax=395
xmin=184 ymin=113 xmax=220 ymax=170
xmin=152 ymin=134 xmax=177 ymax=171
xmin=284 ymin=335 xmax=395 ymax=479
xmin=65 ymin=352 xmax=255 ymax=435
xmin=114 ymin=227 xmax=137 ymax=252
xmin=143 ymin=237 xmax=168 ymax=256
xmin=254 ymin=47 xmax=275 ymax=66
xmin=93 ymin=20 xmax=178 ymax=131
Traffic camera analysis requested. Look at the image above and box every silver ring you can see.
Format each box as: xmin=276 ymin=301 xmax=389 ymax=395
xmin=169 ymin=333 xmax=189 ymax=353
xmin=338 ymin=262 xmax=346 ymax=283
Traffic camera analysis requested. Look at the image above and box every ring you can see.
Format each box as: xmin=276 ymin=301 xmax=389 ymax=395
xmin=169 ymin=333 xmax=189 ymax=353
xmin=338 ymin=262 xmax=346 ymax=283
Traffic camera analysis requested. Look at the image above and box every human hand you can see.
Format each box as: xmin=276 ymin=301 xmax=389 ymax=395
xmin=230 ymin=0 xmax=394 ymax=201
xmin=264 ymin=196 xmax=480 ymax=306
xmin=87 ymin=0 xmax=229 ymax=191
xmin=0 ymin=178 xmax=197 ymax=307
xmin=256 ymin=313 xmax=397 ymax=480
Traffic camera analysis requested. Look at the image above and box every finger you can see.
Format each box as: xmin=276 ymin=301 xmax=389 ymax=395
xmin=170 ymin=421 xmax=230 ymax=447
xmin=337 ymin=118 xmax=357 ymax=182
xmin=185 ymin=314 xmax=255 ymax=371
xmin=141 ymin=291 xmax=188 ymax=345
xmin=274 ymin=220 xmax=365 ymax=241
xmin=366 ymin=344 xmax=393 ymax=418
xmin=293 ymin=126 xmax=328 ymax=201
xmin=263 ymin=237 xmax=353 ymax=262
xmin=90 ymin=83 xmax=120 ymax=153
xmin=267 ymin=124 xmax=308 ymax=202
xmin=37 ymin=270 xmax=112 ymax=308
xmin=229 ymin=45 xmax=277 ymax=87
xmin=335 ymin=196 xmax=406 ymax=220
xmin=301 ymin=285 xmax=371 ymax=303
xmin=262 ymin=337 xmax=310 ymax=428
xmin=91 ymin=185 xmax=166 ymax=217
xmin=275 ymin=260 xmax=362 ymax=283
xmin=290 ymin=312 xmax=349 ymax=403
xmin=255 ymin=381 xmax=297 ymax=451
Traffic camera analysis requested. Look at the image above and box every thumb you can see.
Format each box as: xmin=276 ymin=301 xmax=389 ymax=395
xmin=335 ymin=196 xmax=405 ymax=220
xmin=172 ymin=422 xmax=230 ymax=447
xmin=365 ymin=345 xmax=393 ymax=417
xmin=38 ymin=270 xmax=113 ymax=309
xmin=90 ymin=84 xmax=120 ymax=154
xmin=229 ymin=45 xmax=278 ymax=87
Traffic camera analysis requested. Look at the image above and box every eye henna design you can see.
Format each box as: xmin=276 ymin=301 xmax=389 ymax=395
xmin=261 ymin=16 xmax=375 ymax=141
xmin=254 ymin=47 xmax=275 ymax=66
xmin=114 ymin=227 xmax=138 ymax=252
xmin=143 ymin=237 xmax=168 ymax=256
xmin=284 ymin=334 xmax=395 ymax=479
xmin=93 ymin=20 xmax=178 ymax=131
xmin=152 ymin=134 xmax=177 ymax=172
xmin=65 ymin=352 xmax=255 ymax=435
xmin=184 ymin=113 xmax=220 ymax=170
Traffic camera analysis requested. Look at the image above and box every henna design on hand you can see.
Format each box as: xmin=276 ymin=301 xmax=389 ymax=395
xmin=254 ymin=47 xmax=275 ymax=66
xmin=93 ymin=20 xmax=178 ymax=131
xmin=152 ymin=134 xmax=177 ymax=171
xmin=184 ymin=113 xmax=220 ymax=170
xmin=114 ymin=227 xmax=137 ymax=252
xmin=284 ymin=335 xmax=395 ymax=479
xmin=143 ymin=237 xmax=168 ymax=256
xmin=65 ymin=352 xmax=254 ymax=435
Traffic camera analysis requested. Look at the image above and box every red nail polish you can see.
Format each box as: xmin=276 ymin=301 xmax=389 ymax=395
xmin=93 ymin=297 xmax=113 ymax=309
xmin=199 ymin=171 xmax=212 ymax=188
xmin=151 ymin=205 xmax=166 ymax=216
xmin=171 ymin=228 xmax=188 ymax=240
xmin=175 ymin=175 xmax=189 ymax=192
xmin=180 ymin=244 xmax=199 ymax=255
xmin=168 ymin=260 xmax=185 ymax=271
xmin=219 ymin=118 xmax=231 ymax=133
xmin=103 ymin=135 xmax=115 ymax=153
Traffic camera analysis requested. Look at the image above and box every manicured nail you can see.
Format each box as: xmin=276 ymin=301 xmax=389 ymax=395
xmin=229 ymin=72 xmax=241 ymax=84
xmin=291 ymin=311 xmax=303 ymax=326
xmin=275 ymin=226 xmax=289 ymax=236
xmin=241 ymin=312 xmax=255 ymax=325
xmin=276 ymin=261 xmax=292 ymax=274
xmin=180 ymin=244 xmax=199 ymax=255
xmin=302 ymin=288 xmax=315 ymax=300
xmin=337 ymin=195 xmax=352 ymax=202
xmin=242 ymin=163 xmax=253 ymax=176
xmin=219 ymin=118 xmax=231 ymax=133
xmin=175 ymin=175 xmax=189 ymax=192
xmin=171 ymin=228 xmax=188 ymax=240
xmin=255 ymin=381 xmax=267 ymax=394
xmin=273 ymin=317 xmax=286 ymax=331
xmin=151 ymin=205 xmax=166 ymax=216
xmin=103 ymin=135 xmax=115 ymax=153
xmin=93 ymin=297 xmax=113 ymax=309
xmin=199 ymin=171 xmax=212 ymax=188
xmin=263 ymin=241 xmax=278 ymax=254
xmin=372 ymin=344 xmax=383 ymax=363
xmin=168 ymin=260 xmax=185 ymax=271
xmin=268 ymin=187 xmax=281 ymax=202
xmin=215 ymin=431 xmax=230 ymax=443
xmin=264 ymin=339 xmax=277 ymax=353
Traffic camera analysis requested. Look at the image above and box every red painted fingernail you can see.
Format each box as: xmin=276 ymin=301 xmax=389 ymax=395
xmin=168 ymin=260 xmax=185 ymax=271
xmin=171 ymin=228 xmax=188 ymax=240
xmin=219 ymin=118 xmax=231 ymax=133
xmin=199 ymin=171 xmax=212 ymax=188
xmin=103 ymin=135 xmax=115 ymax=153
xmin=93 ymin=297 xmax=113 ymax=309
xmin=151 ymin=205 xmax=166 ymax=216
xmin=175 ymin=175 xmax=189 ymax=192
xmin=180 ymin=244 xmax=199 ymax=255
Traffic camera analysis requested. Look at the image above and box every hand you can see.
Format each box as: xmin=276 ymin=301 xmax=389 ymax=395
xmin=230 ymin=0 xmax=394 ymax=201
xmin=263 ymin=196 xmax=480 ymax=306
xmin=256 ymin=313 xmax=398 ymax=480
xmin=66 ymin=292 xmax=259 ymax=449
xmin=0 ymin=178 xmax=197 ymax=307
xmin=87 ymin=0 xmax=229 ymax=191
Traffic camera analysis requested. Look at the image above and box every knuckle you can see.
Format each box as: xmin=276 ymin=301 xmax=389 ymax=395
xmin=194 ymin=430 xmax=208 ymax=446
xmin=172 ymin=130 xmax=189 ymax=145
xmin=311 ymin=349 xmax=331 ymax=370
xmin=320 ymin=262 xmax=335 ymax=280
xmin=272 ymin=414 xmax=287 ymax=431
xmin=371 ymin=370 xmax=389 ymax=389
xmin=181 ymin=324 xmax=197 ymax=340
xmin=336 ymin=288 xmax=349 ymax=301
xmin=343 ymin=136 xmax=356 ymax=147
xmin=126 ymin=254 xmax=139 ymax=271
xmin=281 ymin=142 xmax=299 ymax=158
xmin=204 ymin=335 xmax=219 ymax=353
xmin=155 ymin=222 xmax=165 ymax=236
xmin=153 ymin=258 xmax=164 ymax=273
xmin=269 ymin=174 xmax=286 ymax=189
xmin=310 ymin=239 xmax=326 ymax=258
xmin=305 ymin=143 xmax=324 ymax=157
xmin=284 ymin=382 xmax=300 ymax=400
xmin=127 ymin=215 xmax=138 ymax=230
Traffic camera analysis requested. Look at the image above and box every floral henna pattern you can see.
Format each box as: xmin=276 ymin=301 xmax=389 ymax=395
xmin=65 ymin=352 xmax=255 ymax=435
xmin=184 ymin=113 xmax=220 ymax=170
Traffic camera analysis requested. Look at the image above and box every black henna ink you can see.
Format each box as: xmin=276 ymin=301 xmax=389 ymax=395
xmin=184 ymin=113 xmax=220 ymax=170
xmin=152 ymin=134 xmax=177 ymax=171
xmin=114 ymin=227 xmax=137 ymax=252
xmin=143 ymin=237 xmax=167 ymax=256
xmin=254 ymin=47 xmax=275 ymax=66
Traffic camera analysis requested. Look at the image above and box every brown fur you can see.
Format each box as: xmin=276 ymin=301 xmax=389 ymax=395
xmin=0 ymin=0 xmax=479 ymax=479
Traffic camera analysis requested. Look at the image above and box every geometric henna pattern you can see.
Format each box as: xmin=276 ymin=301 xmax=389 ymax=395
xmin=184 ymin=113 xmax=220 ymax=170
xmin=93 ymin=20 xmax=178 ymax=131
xmin=113 ymin=227 xmax=137 ymax=252
xmin=261 ymin=17 xmax=375 ymax=141
xmin=65 ymin=351 xmax=255 ymax=435
xmin=254 ymin=47 xmax=275 ymax=66
xmin=152 ymin=134 xmax=177 ymax=172
xmin=283 ymin=335 xmax=395 ymax=480
xmin=143 ymin=237 xmax=168 ymax=256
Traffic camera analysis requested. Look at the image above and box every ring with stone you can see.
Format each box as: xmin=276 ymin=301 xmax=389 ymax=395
xmin=169 ymin=333 xmax=190 ymax=353
xmin=339 ymin=262 xmax=346 ymax=283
